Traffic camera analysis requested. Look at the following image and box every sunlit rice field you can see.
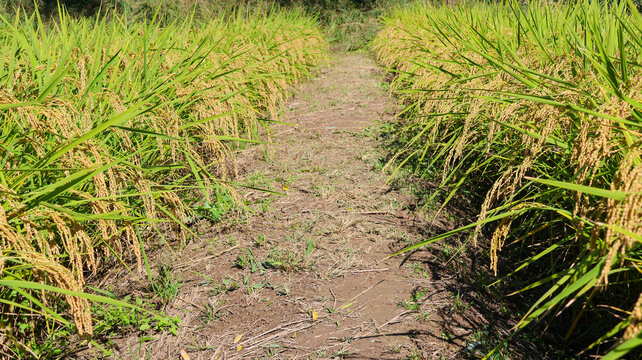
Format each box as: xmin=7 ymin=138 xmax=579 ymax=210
xmin=2 ymin=0 xmax=642 ymax=358
xmin=373 ymin=0 xmax=641 ymax=357
xmin=0 ymin=6 xmax=327 ymax=356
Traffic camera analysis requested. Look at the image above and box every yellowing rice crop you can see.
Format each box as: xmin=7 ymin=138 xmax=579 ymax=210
xmin=0 ymin=6 xmax=327 ymax=353
xmin=373 ymin=0 xmax=641 ymax=357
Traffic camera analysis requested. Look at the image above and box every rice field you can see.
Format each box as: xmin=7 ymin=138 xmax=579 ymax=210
xmin=0 ymin=6 xmax=327 ymax=357
xmin=373 ymin=0 xmax=641 ymax=357
xmin=2 ymin=0 xmax=642 ymax=358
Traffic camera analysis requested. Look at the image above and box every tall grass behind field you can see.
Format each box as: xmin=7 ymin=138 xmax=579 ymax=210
xmin=373 ymin=0 xmax=641 ymax=357
xmin=0 ymin=6 xmax=326 ymax=353
xmin=308 ymin=0 xmax=411 ymax=51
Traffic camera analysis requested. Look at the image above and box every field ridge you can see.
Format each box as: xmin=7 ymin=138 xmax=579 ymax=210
xmin=90 ymin=53 xmax=505 ymax=360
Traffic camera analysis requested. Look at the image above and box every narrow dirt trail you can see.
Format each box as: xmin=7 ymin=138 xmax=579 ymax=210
xmin=109 ymin=54 xmax=488 ymax=360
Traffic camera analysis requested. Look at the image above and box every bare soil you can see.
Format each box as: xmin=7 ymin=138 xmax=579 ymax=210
xmin=89 ymin=53 xmax=517 ymax=360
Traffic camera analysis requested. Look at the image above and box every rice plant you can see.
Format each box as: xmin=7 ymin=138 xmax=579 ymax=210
xmin=0 ymin=4 xmax=327 ymax=357
xmin=373 ymin=0 xmax=641 ymax=357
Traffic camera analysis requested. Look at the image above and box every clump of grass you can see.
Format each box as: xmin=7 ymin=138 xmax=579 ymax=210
xmin=0 ymin=4 xmax=327 ymax=358
xmin=151 ymin=263 xmax=180 ymax=307
xmin=373 ymin=0 xmax=642 ymax=357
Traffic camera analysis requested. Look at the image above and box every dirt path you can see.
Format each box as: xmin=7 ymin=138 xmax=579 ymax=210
xmin=106 ymin=53 xmax=490 ymax=360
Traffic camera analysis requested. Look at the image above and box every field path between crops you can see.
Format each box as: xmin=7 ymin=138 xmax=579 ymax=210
xmin=101 ymin=53 xmax=499 ymax=360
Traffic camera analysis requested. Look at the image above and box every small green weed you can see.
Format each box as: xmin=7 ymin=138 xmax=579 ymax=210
xmin=451 ymin=291 xmax=471 ymax=315
xmin=264 ymin=247 xmax=305 ymax=272
xmin=416 ymin=311 xmax=432 ymax=321
xmin=398 ymin=289 xmax=427 ymax=311
xmin=410 ymin=262 xmax=429 ymax=278
xmin=151 ymin=263 xmax=181 ymax=306
xmin=192 ymin=186 xmax=234 ymax=221
xmin=210 ymin=277 xmax=239 ymax=296
xmin=254 ymin=234 xmax=267 ymax=247
xmin=234 ymin=249 xmax=263 ymax=273
xmin=465 ymin=324 xmax=512 ymax=360
xmin=201 ymin=299 xmax=227 ymax=324
xmin=94 ymin=296 xmax=180 ymax=337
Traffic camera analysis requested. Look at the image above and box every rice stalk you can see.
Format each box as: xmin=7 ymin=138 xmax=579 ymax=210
xmin=373 ymin=0 xmax=641 ymax=357
xmin=0 ymin=4 xmax=327 ymax=352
